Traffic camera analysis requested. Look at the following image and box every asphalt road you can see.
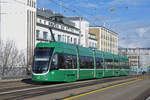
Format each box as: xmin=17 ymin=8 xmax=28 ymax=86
xmin=0 ymin=76 xmax=137 ymax=100
xmin=25 ymin=76 xmax=150 ymax=100
xmin=68 ymin=77 xmax=150 ymax=100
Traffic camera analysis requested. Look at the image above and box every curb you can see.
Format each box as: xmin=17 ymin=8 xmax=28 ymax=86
xmin=0 ymin=78 xmax=23 ymax=82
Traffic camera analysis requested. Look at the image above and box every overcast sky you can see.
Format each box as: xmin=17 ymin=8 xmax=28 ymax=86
xmin=37 ymin=0 xmax=150 ymax=48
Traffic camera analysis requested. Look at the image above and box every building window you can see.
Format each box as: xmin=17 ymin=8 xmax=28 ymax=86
xmin=89 ymin=42 xmax=91 ymax=47
xmin=58 ymin=35 xmax=61 ymax=41
xmin=66 ymin=27 xmax=69 ymax=30
xmin=92 ymin=42 xmax=94 ymax=47
xmin=61 ymin=25 xmax=64 ymax=30
xmin=63 ymin=35 xmax=66 ymax=42
xmin=70 ymin=37 xmax=72 ymax=43
xmin=74 ymin=38 xmax=77 ymax=44
xmin=48 ymin=22 xmax=51 ymax=25
xmin=39 ymin=19 xmax=42 ymax=23
xmin=67 ymin=36 xmax=70 ymax=43
xmin=50 ymin=23 xmax=54 ymax=26
xmin=61 ymin=35 xmax=64 ymax=42
xmin=44 ymin=21 xmax=46 ymax=25
xmin=53 ymin=24 xmax=56 ymax=28
xmin=56 ymin=24 xmax=59 ymax=28
xmin=27 ymin=0 xmax=29 ymax=6
xmin=34 ymin=1 xmax=36 ymax=8
xmin=43 ymin=32 xmax=47 ymax=40
xmin=36 ymin=30 xmax=40 ymax=39
xmin=71 ymin=28 xmax=74 ymax=32
xmin=30 ymin=0 xmax=32 ymax=7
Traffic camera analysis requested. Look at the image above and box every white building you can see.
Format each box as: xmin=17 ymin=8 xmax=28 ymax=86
xmin=67 ymin=17 xmax=89 ymax=47
xmin=88 ymin=33 xmax=97 ymax=49
xmin=0 ymin=0 xmax=36 ymax=64
xmin=36 ymin=8 xmax=80 ymax=45
xmin=119 ymin=48 xmax=150 ymax=71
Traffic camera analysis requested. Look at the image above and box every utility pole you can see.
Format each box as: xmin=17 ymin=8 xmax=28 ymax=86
xmin=49 ymin=27 xmax=56 ymax=42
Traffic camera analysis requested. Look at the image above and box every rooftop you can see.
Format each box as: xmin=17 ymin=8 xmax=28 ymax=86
xmin=119 ymin=48 xmax=150 ymax=50
xmin=66 ymin=17 xmax=84 ymax=21
xmin=89 ymin=26 xmax=118 ymax=35
xmin=37 ymin=8 xmax=75 ymax=27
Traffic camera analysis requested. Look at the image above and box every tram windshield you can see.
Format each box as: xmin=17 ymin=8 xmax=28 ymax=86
xmin=34 ymin=47 xmax=53 ymax=58
xmin=32 ymin=47 xmax=54 ymax=74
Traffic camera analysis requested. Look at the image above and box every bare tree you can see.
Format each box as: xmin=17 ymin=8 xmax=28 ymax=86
xmin=0 ymin=40 xmax=26 ymax=76
xmin=0 ymin=40 xmax=3 ymax=74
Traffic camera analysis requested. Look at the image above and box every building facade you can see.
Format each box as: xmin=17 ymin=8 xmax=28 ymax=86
xmin=88 ymin=33 xmax=97 ymax=49
xmin=0 ymin=0 xmax=36 ymax=64
xmin=36 ymin=8 xmax=80 ymax=45
xmin=89 ymin=26 xmax=118 ymax=54
xmin=119 ymin=48 xmax=150 ymax=71
xmin=67 ymin=17 xmax=89 ymax=47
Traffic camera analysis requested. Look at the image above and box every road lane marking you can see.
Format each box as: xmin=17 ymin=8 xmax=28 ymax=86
xmin=0 ymin=76 xmax=148 ymax=96
xmin=146 ymin=96 xmax=150 ymax=100
xmin=63 ymin=78 xmax=145 ymax=100
xmin=0 ymin=78 xmax=130 ymax=95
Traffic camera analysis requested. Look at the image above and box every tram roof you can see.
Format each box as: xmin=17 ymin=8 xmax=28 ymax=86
xmin=36 ymin=42 xmax=128 ymax=60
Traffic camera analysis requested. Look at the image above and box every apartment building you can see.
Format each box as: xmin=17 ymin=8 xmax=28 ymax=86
xmin=119 ymin=48 xmax=150 ymax=71
xmin=89 ymin=26 xmax=118 ymax=54
xmin=36 ymin=8 xmax=80 ymax=45
xmin=67 ymin=17 xmax=89 ymax=47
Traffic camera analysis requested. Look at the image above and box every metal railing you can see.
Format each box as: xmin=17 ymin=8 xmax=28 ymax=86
xmin=0 ymin=67 xmax=32 ymax=80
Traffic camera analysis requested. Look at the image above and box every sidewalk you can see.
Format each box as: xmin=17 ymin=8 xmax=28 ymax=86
xmin=0 ymin=78 xmax=23 ymax=82
xmin=0 ymin=76 xmax=32 ymax=82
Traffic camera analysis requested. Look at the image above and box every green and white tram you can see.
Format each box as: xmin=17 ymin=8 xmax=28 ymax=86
xmin=32 ymin=42 xmax=130 ymax=82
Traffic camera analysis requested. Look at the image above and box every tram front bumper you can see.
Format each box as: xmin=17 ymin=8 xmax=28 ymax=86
xmin=32 ymin=74 xmax=49 ymax=82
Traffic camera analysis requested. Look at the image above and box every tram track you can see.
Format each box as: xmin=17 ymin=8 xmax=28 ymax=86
xmin=0 ymin=75 xmax=142 ymax=100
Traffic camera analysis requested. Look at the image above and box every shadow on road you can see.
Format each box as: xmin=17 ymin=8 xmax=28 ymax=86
xmin=21 ymin=78 xmax=65 ymax=85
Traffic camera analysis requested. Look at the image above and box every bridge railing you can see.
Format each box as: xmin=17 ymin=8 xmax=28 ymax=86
xmin=0 ymin=66 xmax=32 ymax=80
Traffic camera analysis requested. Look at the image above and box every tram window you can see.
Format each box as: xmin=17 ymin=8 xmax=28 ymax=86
xmin=80 ymin=56 xmax=94 ymax=69
xmin=55 ymin=53 xmax=78 ymax=69
xmin=120 ymin=62 xmax=126 ymax=69
xmin=120 ymin=62 xmax=123 ymax=69
xmin=35 ymin=47 xmax=54 ymax=57
xmin=89 ymin=57 xmax=94 ymax=69
xmin=127 ymin=62 xmax=130 ymax=69
xmin=51 ymin=54 xmax=59 ymax=70
xmin=72 ymin=55 xmax=77 ymax=69
xmin=96 ymin=58 xmax=103 ymax=69
xmin=84 ymin=57 xmax=90 ymax=69
xmin=124 ymin=62 xmax=129 ymax=69
xmin=58 ymin=53 xmax=72 ymax=69
xmin=57 ymin=53 xmax=65 ymax=69
xmin=80 ymin=56 xmax=86 ymax=69
xmin=64 ymin=55 xmax=73 ymax=69
xmin=114 ymin=60 xmax=119 ymax=69
xmin=105 ymin=59 xmax=113 ymax=69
